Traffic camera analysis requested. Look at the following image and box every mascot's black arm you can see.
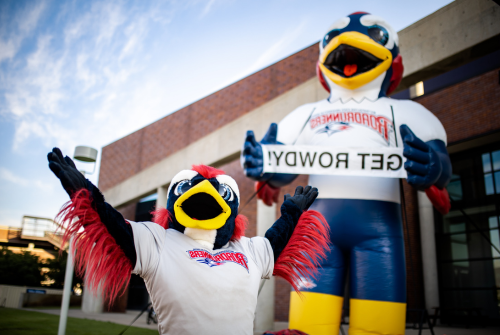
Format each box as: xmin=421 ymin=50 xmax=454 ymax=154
xmin=48 ymin=148 xmax=137 ymax=267
xmin=265 ymin=186 xmax=318 ymax=262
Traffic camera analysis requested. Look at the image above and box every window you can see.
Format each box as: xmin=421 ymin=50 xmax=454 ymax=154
xmin=482 ymin=150 xmax=500 ymax=195
xmin=435 ymin=143 xmax=500 ymax=325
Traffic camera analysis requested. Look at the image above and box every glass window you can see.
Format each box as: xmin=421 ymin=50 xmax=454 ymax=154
xmin=483 ymin=153 xmax=492 ymax=173
xmin=485 ymin=174 xmax=495 ymax=195
xmin=447 ymin=174 xmax=463 ymax=200
xmin=436 ymin=143 xmax=500 ymax=323
xmin=482 ymin=150 xmax=500 ymax=195
xmin=490 ymin=216 xmax=500 ymax=229
xmin=493 ymin=150 xmax=500 ymax=171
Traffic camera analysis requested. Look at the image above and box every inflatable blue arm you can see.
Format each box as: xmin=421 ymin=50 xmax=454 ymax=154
xmin=242 ymin=123 xmax=298 ymax=188
xmin=400 ymin=124 xmax=452 ymax=191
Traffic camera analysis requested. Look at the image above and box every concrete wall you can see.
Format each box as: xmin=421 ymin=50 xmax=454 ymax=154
xmin=23 ymin=292 xmax=82 ymax=308
xmin=0 ymin=284 xmax=64 ymax=309
xmin=398 ymin=0 xmax=500 ymax=90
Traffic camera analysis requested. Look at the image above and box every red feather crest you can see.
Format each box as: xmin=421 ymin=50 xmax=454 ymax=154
xmin=191 ymin=165 xmax=225 ymax=179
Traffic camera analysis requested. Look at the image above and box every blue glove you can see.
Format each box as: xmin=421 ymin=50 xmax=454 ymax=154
xmin=242 ymin=123 xmax=298 ymax=187
xmin=400 ymin=124 xmax=450 ymax=191
xmin=242 ymin=123 xmax=278 ymax=179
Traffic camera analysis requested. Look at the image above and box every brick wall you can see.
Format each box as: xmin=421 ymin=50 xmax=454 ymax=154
xmin=415 ymin=68 xmax=500 ymax=145
xmin=98 ymin=44 xmax=319 ymax=191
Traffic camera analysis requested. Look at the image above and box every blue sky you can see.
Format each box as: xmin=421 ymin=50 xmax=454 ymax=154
xmin=0 ymin=0 xmax=454 ymax=228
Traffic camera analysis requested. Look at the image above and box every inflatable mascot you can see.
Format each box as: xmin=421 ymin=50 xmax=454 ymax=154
xmin=47 ymin=148 xmax=329 ymax=334
xmin=242 ymin=12 xmax=452 ymax=335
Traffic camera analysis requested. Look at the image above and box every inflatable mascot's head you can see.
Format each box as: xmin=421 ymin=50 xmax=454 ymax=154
xmin=317 ymin=12 xmax=404 ymax=99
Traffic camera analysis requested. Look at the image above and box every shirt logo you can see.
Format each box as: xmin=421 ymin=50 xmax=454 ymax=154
xmin=187 ymin=249 xmax=249 ymax=272
xmin=310 ymin=110 xmax=394 ymax=143
xmin=315 ymin=121 xmax=351 ymax=136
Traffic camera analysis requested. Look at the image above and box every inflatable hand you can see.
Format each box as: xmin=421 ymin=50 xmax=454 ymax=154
xmin=242 ymin=123 xmax=279 ymax=179
xmin=284 ymin=185 xmax=319 ymax=212
xmin=400 ymin=125 xmax=442 ymax=191
xmin=47 ymin=147 xmax=88 ymax=197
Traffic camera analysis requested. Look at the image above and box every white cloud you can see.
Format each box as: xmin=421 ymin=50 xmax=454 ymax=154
xmin=200 ymin=0 xmax=216 ymax=18
xmin=0 ymin=1 xmax=46 ymax=63
xmin=0 ymin=167 xmax=53 ymax=191
xmin=214 ymin=18 xmax=310 ymax=93
xmin=0 ymin=167 xmax=29 ymax=186
xmin=0 ymin=39 xmax=16 ymax=62
xmin=249 ymin=19 xmax=308 ymax=73
xmin=17 ymin=2 xmax=46 ymax=35
xmin=2 ymin=0 xmax=165 ymax=153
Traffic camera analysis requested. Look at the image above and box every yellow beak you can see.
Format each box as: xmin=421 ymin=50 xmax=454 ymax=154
xmin=174 ymin=179 xmax=231 ymax=230
xmin=319 ymin=31 xmax=392 ymax=90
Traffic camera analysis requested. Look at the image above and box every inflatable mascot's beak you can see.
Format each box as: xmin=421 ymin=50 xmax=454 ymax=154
xmin=317 ymin=12 xmax=404 ymax=97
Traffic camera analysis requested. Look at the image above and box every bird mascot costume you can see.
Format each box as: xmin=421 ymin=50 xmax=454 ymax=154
xmin=47 ymin=149 xmax=329 ymax=335
xmin=242 ymin=12 xmax=452 ymax=335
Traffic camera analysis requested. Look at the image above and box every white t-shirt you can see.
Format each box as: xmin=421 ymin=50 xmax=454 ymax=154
xmin=130 ymin=221 xmax=274 ymax=335
xmin=277 ymin=97 xmax=447 ymax=203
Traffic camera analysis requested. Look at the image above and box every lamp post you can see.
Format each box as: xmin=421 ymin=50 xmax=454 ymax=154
xmin=58 ymin=146 xmax=98 ymax=335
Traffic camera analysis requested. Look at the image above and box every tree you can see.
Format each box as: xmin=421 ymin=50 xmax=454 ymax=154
xmin=0 ymin=247 xmax=44 ymax=286
xmin=43 ymin=250 xmax=83 ymax=289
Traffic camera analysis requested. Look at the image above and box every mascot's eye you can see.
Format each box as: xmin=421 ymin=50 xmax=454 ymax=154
xmin=218 ymin=184 xmax=233 ymax=201
xmin=175 ymin=180 xmax=192 ymax=196
xmin=368 ymin=25 xmax=389 ymax=45
xmin=322 ymin=29 xmax=340 ymax=48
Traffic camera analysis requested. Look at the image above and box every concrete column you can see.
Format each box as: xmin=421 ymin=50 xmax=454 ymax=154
xmin=156 ymin=185 xmax=169 ymax=209
xmin=417 ymin=191 xmax=440 ymax=312
xmin=82 ymin=282 xmax=104 ymax=314
xmin=254 ymin=200 xmax=277 ymax=333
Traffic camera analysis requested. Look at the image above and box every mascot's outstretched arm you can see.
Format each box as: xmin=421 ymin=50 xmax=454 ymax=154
xmin=48 ymin=147 xmax=136 ymax=303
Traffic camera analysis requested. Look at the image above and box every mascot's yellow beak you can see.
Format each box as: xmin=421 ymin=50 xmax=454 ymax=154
xmin=319 ymin=31 xmax=392 ymax=90
xmin=174 ymin=180 xmax=231 ymax=230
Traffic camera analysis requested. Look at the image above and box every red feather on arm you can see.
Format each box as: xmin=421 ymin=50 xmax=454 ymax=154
xmin=57 ymin=189 xmax=133 ymax=305
xmin=272 ymin=210 xmax=330 ymax=293
xmin=151 ymin=207 xmax=172 ymax=229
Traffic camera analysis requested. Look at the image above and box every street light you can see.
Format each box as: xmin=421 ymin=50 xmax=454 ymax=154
xmin=73 ymin=146 xmax=98 ymax=175
xmin=58 ymin=146 xmax=98 ymax=335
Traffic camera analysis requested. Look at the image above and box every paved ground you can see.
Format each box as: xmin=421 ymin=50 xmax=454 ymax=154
xmin=272 ymin=322 xmax=500 ymax=335
xmin=25 ymin=309 xmax=500 ymax=334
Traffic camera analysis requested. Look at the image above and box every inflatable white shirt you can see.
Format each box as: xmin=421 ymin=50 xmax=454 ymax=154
xmin=276 ymin=97 xmax=447 ymax=203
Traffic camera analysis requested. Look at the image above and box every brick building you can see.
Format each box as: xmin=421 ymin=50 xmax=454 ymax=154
xmin=95 ymin=0 xmax=500 ymax=328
